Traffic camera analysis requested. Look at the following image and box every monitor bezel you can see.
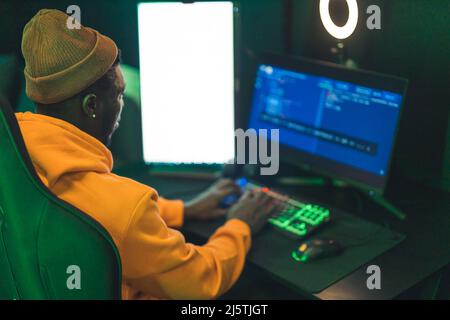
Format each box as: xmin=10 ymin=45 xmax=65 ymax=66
xmin=247 ymin=53 xmax=408 ymax=195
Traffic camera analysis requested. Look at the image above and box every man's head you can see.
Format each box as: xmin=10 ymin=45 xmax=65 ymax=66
xmin=22 ymin=9 xmax=125 ymax=146
xmin=35 ymin=53 xmax=126 ymax=146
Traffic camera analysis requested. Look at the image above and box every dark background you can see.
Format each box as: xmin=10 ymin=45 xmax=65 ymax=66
xmin=0 ymin=0 xmax=449 ymax=193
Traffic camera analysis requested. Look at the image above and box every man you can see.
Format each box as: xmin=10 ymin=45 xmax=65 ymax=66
xmin=17 ymin=9 xmax=280 ymax=299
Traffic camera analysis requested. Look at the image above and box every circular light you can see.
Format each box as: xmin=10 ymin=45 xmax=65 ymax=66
xmin=319 ymin=0 xmax=359 ymax=40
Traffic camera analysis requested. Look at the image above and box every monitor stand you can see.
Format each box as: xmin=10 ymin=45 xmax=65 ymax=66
xmin=276 ymin=176 xmax=407 ymax=220
xmin=367 ymin=191 xmax=407 ymax=220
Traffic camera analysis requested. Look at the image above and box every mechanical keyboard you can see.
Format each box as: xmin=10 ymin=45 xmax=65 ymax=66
xmin=221 ymin=178 xmax=331 ymax=239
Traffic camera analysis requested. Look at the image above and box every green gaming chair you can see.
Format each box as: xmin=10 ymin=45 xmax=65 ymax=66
xmin=0 ymin=97 xmax=122 ymax=299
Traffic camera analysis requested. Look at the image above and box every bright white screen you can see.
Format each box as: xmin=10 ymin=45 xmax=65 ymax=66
xmin=138 ymin=2 xmax=235 ymax=164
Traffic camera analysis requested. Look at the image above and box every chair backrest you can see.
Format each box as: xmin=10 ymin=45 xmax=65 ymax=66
xmin=0 ymin=99 xmax=122 ymax=299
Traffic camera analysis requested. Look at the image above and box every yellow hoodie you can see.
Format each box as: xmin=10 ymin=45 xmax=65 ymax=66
xmin=16 ymin=112 xmax=251 ymax=299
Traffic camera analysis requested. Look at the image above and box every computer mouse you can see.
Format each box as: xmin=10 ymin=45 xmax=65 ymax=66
xmin=292 ymin=239 xmax=343 ymax=262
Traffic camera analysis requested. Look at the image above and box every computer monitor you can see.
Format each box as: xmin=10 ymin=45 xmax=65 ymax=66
xmin=138 ymin=1 xmax=235 ymax=165
xmin=248 ymin=54 xmax=408 ymax=194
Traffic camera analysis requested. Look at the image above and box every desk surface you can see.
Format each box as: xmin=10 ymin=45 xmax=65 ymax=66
xmin=118 ymin=167 xmax=450 ymax=299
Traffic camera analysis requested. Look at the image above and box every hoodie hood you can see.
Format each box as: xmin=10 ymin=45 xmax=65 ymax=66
xmin=16 ymin=112 xmax=113 ymax=188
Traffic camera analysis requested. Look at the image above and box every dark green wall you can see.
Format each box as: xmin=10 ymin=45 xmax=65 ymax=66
xmin=0 ymin=0 xmax=140 ymax=67
xmin=445 ymin=121 xmax=450 ymax=191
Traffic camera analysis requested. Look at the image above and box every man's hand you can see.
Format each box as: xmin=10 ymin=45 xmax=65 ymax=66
xmin=227 ymin=189 xmax=285 ymax=234
xmin=184 ymin=179 xmax=241 ymax=221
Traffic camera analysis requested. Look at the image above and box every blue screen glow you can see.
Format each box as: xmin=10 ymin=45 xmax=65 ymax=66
xmin=248 ymin=65 xmax=404 ymax=176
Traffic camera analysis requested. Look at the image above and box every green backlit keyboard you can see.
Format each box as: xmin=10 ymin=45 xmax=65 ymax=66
xmin=221 ymin=178 xmax=331 ymax=239
xmin=268 ymin=199 xmax=330 ymax=239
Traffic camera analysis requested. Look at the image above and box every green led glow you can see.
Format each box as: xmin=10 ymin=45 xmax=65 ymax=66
xmin=268 ymin=201 xmax=330 ymax=237
xmin=291 ymin=251 xmax=308 ymax=263
xmin=120 ymin=64 xmax=140 ymax=105
xmin=292 ymin=251 xmax=301 ymax=261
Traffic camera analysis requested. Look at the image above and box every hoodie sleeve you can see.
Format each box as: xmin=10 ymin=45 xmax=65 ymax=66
xmin=157 ymin=197 xmax=184 ymax=228
xmin=121 ymin=191 xmax=251 ymax=300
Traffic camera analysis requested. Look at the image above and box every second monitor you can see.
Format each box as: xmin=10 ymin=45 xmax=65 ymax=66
xmin=248 ymin=54 xmax=408 ymax=195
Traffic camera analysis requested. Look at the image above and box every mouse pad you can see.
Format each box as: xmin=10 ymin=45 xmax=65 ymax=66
xmin=248 ymin=209 xmax=405 ymax=294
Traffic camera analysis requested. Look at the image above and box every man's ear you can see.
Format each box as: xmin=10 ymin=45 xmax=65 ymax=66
xmin=82 ymin=93 xmax=98 ymax=119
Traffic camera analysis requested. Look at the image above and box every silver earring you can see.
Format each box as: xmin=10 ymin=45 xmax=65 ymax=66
xmin=82 ymin=94 xmax=97 ymax=119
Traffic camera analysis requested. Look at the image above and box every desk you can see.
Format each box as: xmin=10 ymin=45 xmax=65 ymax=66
xmin=118 ymin=167 xmax=450 ymax=299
